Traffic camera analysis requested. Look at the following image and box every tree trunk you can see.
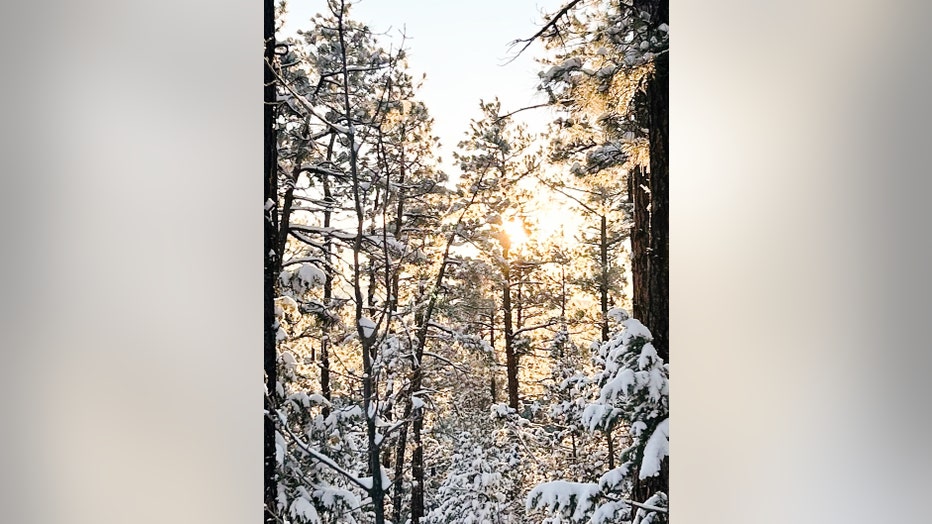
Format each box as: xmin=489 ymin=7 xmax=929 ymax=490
xmin=390 ymin=138 xmax=406 ymax=313
xmin=606 ymin=428 xmax=615 ymax=470
xmin=391 ymin=404 xmax=410 ymax=524
xmin=633 ymin=0 xmax=669 ymax=509
xmin=406 ymin=230 xmax=462 ymax=523
xmin=646 ymin=47 xmax=669 ymax=364
xmin=320 ymin=160 xmax=334 ymax=417
xmin=410 ymin=384 xmax=425 ymax=524
xmin=634 ymin=0 xmax=669 ymax=367
xmin=402 ymin=180 xmax=487 ymax=521
xmin=489 ymin=310 xmax=497 ymax=404
xmin=641 ymin=3 xmax=670 ymax=506
xmin=628 ymin=166 xmax=651 ymax=326
xmin=502 ymin=246 xmax=519 ymax=410
xmin=599 ymin=214 xmax=610 ymax=342
xmin=560 ymin=265 xmax=567 ymax=321
xmin=263 ymin=0 xmax=278 ymax=522
xmin=633 ymin=458 xmax=669 ymax=516
xmin=337 ymin=2 xmax=385 ymax=519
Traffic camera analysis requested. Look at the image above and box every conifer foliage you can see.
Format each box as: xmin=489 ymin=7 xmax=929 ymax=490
xmin=264 ymin=1 xmax=669 ymax=522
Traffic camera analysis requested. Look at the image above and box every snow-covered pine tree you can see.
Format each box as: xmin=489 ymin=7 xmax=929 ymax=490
xmin=528 ymin=309 xmax=668 ymax=524
xmin=453 ymin=99 xmax=545 ymax=412
xmin=427 ymin=422 xmax=523 ymax=524
xmin=271 ymin=2 xmax=450 ymax=521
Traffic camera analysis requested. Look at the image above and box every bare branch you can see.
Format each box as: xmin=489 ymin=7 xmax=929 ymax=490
xmin=505 ymin=0 xmax=583 ymax=64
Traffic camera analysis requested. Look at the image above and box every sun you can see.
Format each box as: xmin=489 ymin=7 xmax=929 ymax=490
xmin=502 ymin=218 xmax=529 ymax=247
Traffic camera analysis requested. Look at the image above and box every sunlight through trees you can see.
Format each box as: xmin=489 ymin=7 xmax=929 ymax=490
xmin=264 ymin=1 xmax=668 ymax=522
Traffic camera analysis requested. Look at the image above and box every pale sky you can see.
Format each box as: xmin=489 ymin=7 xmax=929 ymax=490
xmin=280 ymin=0 xmax=565 ymax=175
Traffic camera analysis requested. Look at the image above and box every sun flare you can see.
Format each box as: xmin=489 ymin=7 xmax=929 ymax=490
xmin=502 ymin=218 xmax=529 ymax=247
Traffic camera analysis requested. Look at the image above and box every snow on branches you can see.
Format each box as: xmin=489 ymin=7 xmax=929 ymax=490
xmin=528 ymin=313 xmax=669 ymax=523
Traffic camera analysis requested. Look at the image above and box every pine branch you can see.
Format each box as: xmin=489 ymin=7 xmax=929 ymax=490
xmin=505 ymin=0 xmax=584 ymax=64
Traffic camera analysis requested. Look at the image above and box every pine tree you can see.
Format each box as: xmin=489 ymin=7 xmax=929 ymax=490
xmin=454 ymin=99 xmax=541 ymax=411
xmin=528 ymin=310 xmax=668 ymax=524
xmin=271 ymin=2 xmax=451 ymax=521
xmin=532 ymin=0 xmax=669 ymax=361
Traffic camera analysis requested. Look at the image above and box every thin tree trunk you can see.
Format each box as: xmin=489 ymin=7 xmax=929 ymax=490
xmin=560 ymin=265 xmax=567 ymax=321
xmin=391 ymin=403 xmax=410 ymax=524
xmin=320 ymin=137 xmax=335 ymax=417
xmin=571 ymin=431 xmax=577 ymax=462
xmin=390 ymin=134 xmax=406 ymax=313
xmin=389 ymin=137 xmax=409 ymax=524
xmin=336 ymin=2 xmax=385 ymax=521
xmin=490 ymin=309 xmax=497 ymax=404
xmin=404 ymin=178 xmax=490 ymax=523
xmin=606 ymin=428 xmax=615 ymax=470
xmin=367 ymin=185 xmax=382 ymax=310
xmin=407 ymin=249 xmax=452 ymax=523
xmin=410 ymin=372 xmax=425 ymax=524
xmin=503 ymin=245 xmax=519 ymax=410
xmin=599 ymin=214 xmax=610 ymax=342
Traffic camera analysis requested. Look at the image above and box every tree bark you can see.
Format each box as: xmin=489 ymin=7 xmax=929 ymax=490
xmin=635 ymin=0 xmax=669 ymax=368
xmin=263 ymin=0 xmax=278 ymax=522
xmin=628 ymin=166 xmax=651 ymax=327
xmin=410 ymin=391 xmax=425 ymax=524
xmin=490 ymin=309 xmax=497 ymax=404
xmin=599 ymin=214 xmax=610 ymax=342
xmin=390 ymin=136 xmax=406 ymax=313
xmin=606 ymin=428 xmax=615 ymax=470
xmin=391 ymin=403 xmax=410 ymax=524
xmin=502 ymin=246 xmax=519 ymax=410
xmin=320 ymin=139 xmax=335 ymax=418
xmin=633 ymin=0 xmax=669 ymax=510
xmin=646 ymin=47 xmax=669 ymax=364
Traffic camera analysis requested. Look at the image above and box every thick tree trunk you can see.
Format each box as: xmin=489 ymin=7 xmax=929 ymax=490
xmin=633 ymin=459 xmax=669 ymax=517
xmin=633 ymin=0 xmax=669 ymax=510
xmin=263 ymin=0 xmax=278 ymax=522
xmin=641 ymin=28 xmax=670 ymax=514
xmin=646 ymin=47 xmax=669 ymax=364
xmin=628 ymin=166 xmax=651 ymax=326
xmin=634 ymin=0 xmax=669 ymax=367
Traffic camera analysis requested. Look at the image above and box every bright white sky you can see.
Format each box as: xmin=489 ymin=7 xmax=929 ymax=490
xmin=280 ymin=0 xmax=565 ymax=175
